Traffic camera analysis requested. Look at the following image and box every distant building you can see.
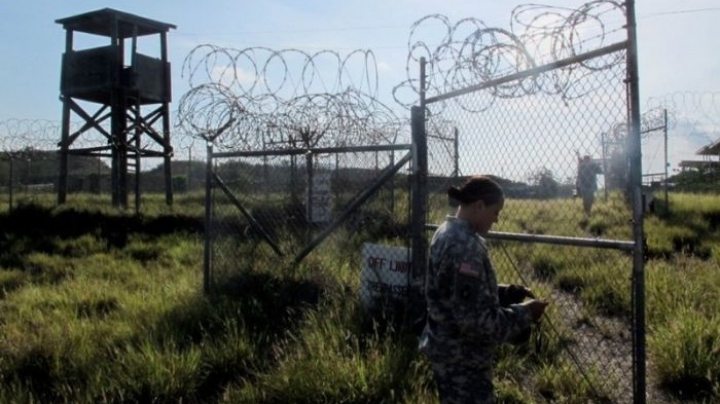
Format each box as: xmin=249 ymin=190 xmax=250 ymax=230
xmin=679 ymin=138 xmax=720 ymax=173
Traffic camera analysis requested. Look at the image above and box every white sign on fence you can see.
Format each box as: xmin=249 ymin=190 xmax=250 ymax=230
xmin=308 ymin=170 xmax=332 ymax=223
xmin=360 ymin=243 xmax=412 ymax=310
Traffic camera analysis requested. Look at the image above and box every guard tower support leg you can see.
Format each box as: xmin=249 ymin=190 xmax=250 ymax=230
xmin=58 ymin=29 xmax=73 ymax=205
xmin=59 ymin=98 xmax=71 ymax=205
xmin=161 ymin=31 xmax=173 ymax=206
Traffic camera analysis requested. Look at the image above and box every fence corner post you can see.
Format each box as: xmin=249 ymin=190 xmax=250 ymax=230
xmin=203 ymin=140 xmax=213 ymax=295
xmin=625 ymin=0 xmax=647 ymax=403
xmin=409 ymin=104 xmax=428 ymax=332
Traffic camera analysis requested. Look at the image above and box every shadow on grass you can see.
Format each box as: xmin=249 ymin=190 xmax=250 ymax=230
xmin=662 ymin=376 xmax=715 ymax=402
xmin=0 ymin=203 xmax=204 ymax=268
xmin=153 ymin=270 xmax=325 ymax=402
xmin=2 ymin=269 xmax=326 ymax=404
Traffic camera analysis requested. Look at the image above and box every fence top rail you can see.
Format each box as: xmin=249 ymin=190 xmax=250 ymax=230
xmin=212 ymin=143 xmax=413 ymax=158
xmin=425 ymin=224 xmax=635 ymax=251
xmin=425 ymin=40 xmax=629 ymax=105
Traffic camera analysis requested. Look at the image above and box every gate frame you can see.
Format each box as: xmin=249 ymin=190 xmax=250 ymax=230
xmin=414 ymin=1 xmax=646 ymax=402
xmin=202 ymin=141 xmax=425 ymax=295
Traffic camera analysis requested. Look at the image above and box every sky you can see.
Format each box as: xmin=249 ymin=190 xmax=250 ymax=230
xmin=1 ymin=0 xmax=720 ymax=176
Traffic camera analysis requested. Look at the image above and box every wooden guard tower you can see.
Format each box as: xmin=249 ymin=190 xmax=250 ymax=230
xmin=56 ymin=8 xmax=176 ymax=208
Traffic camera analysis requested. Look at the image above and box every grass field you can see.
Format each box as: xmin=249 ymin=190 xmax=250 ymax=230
xmin=0 ymin=191 xmax=718 ymax=403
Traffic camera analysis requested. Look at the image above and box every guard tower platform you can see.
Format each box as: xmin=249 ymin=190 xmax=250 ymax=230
xmin=56 ymin=8 xmax=176 ymax=208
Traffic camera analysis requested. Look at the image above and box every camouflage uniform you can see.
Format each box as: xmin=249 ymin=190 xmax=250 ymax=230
xmin=577 ymin=159 xmax=602 ymax=213
xmin=419 ymin=216 xmax=533 ymax=404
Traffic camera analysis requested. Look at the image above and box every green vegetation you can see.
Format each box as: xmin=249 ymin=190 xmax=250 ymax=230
xmin=0 ymin=191 xmax=718 ymax=403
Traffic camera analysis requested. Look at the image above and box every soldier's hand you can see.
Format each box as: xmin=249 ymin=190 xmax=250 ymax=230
xmin=517 ymin=285 xmax=535 ymax=299
xmin=521 ymin=299 xmax=549 ymax=321
xmin=500 ymin=284 xmax=535 ymax=306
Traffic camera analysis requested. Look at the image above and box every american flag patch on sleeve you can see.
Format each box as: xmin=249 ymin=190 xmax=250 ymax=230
xmin=459 ymin=262 xmax=479 ymax=278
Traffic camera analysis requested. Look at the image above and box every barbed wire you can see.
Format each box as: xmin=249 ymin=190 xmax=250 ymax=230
xmin=393 ymin=0 xmax=627 ymax=110
xmin=639 ymin=107 xmax=673 ymax=137
xmin=646 ymin=92 xmax=720 ymax=142
xmin=0 ymin=117 xmax=182 ymax=158
xmin=177 ymin=46 xmax=404 ymax=150
xmin=0 ymin=119 xmax=69 ymax=158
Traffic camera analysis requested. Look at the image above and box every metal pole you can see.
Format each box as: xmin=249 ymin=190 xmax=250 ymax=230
xmin=9 ymin=158 xmax=13 ymax=213
xmin=306 ymin=152 xmax=314 ymax=243
xmin=411 ymin=105 xmax=428 ymax=283
xmin=663 ymin=109 xmax=669 ymax=211
xmin=409 ymin=56 xmax=428 ymax=331
xmin=335 ymin=152 xmax=340 ymax=207
xmin=625 ymin=1 xmax=646 ymax=403
xmin=203 ymin=141 xmax=213 ymax=294
xmin=426 ymin=225 xmax=635 ymax=251
xmin=25 ymin=158 xmax=30 ymax=193
xmin=290 ymin=136 xmax=297 ymax=204
xmin=602 ymin=132 xmax=609 ymax=201
xmin=213 ymin=143 xmax=412 ymax=158
xmin=390 ymin=150 xmax=395 ymax=215
xmin=426 ymin=42 xmax=627 ymax=104
xmin=263 ymin=136 xmax=269 ymax=198
xmin=453 ymin=126 xmax=460 ymax=179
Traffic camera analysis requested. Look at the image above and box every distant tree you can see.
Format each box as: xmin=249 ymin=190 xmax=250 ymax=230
xmin=529 ymin=167 xmax=559 ymax=199
xmin=668 ymin=168 xmax=720 ymax=193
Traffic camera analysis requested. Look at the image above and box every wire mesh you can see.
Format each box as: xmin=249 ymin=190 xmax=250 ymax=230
xmin=644 ymin=92 xmax=720 ymax=189
xmin=186 ymin=44 xmax=420 ymax=320
xmin=208 ymin=148 xmax=415 ymax=320
xmin=0 ymin=119 xmax=96 ymax=207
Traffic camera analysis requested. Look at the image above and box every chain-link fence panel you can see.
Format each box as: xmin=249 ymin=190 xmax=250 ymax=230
xmin=0 ymin=119 xmax=83 ymax=209
xmin=207 ymin=145 xmax=416 ymax=322
xmin=425 ymin=62 xmax=634 ymax=401
xmin=642 ymin=92 xmax=720 ymax=200
xmin=182 ymin=44 xmax=421 ymax=323
xmin=0 ymin=117 xmax=186 ymax=211
xmin=413 ymin=2 xmax=642 ymax=402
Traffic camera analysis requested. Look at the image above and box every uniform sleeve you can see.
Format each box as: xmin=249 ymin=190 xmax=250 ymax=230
xmin=450 ymin=245 xmax=533 ymax=344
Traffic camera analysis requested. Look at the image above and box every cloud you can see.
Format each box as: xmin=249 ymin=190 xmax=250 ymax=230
xmin=210 ymin=66 xmax=258 ymax=88
xmin=377 ymin=61 xmax=391 ymax=72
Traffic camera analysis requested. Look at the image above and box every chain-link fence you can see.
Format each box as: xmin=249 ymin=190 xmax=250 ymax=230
xmin=0 ymin=119 xmax=66 ymax=210
xmin=181 ymin=43 xmax=433 ymax=323
xmin=643 ymin=92 xmax=720 ymax=201
xmin=0 ymin=117 xmax=210 ymax=213
xmin=205 ymin=143 xmax=420 ymax=321
xmin=413 ymin=1 xmax=645 ymax=403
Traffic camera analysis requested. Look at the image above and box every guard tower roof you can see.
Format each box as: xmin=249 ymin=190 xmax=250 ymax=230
xmin=55 ymin=8 xmax=176 ymax=38
xmin=697 ymin=138 xmax=720 ymax=156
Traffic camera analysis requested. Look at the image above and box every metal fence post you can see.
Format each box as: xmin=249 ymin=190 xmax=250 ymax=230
xmin=409 ymin=59 xmax=428 ymax=331
xmin=203 ymin=141 xmax=213 ymax=294
xmin=8 ymin=157 xmax=14 ymax=213
xmin=626 ymin=1 xmax=646 ymax=403
xmin=663 ymin=109 xmax=669 ymax=210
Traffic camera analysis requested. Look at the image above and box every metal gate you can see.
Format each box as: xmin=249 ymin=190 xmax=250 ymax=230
xmin=203 ymin=138 xmax=430 ymax=325
xmin=411 ymin=1 xmax=646 ymax=403
xmin=183 ymin=45 xmax=434 ymax=327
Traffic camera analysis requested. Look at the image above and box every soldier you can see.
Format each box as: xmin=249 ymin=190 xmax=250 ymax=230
xmin=576 ymin=154 xmax=603 ymax=215
xmin=419 ymin=175 xmax=548 ymax=404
